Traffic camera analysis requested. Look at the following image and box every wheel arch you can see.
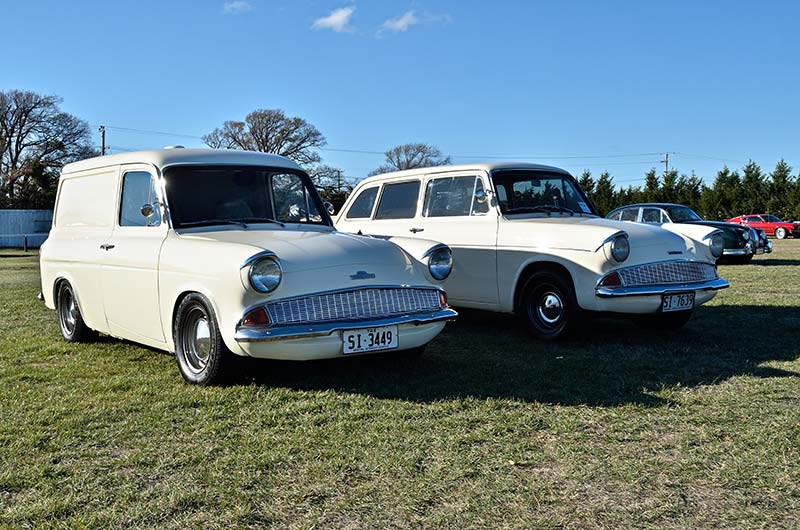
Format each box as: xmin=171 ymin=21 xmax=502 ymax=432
xmin=512 ymin=260 xmax=577 ymax=314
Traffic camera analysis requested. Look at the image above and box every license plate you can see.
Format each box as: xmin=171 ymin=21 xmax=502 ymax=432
xmin=342 ymin=325 xmax=398 ymax=354
xmin=661 ymin=292 xmax=695 ymax=312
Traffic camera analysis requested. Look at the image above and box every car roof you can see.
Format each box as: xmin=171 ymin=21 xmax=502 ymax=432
xmin=356 ymin=162 xmax=572 ymax=186
xmin=611 ymin=203 xmax=687 ymax=210
xmin=61 ymin=148 xmax=301 ymax=176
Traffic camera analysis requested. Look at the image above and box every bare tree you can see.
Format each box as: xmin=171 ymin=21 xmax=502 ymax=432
xmin=369 ymin=143 xmax=451 ymax=176
xmin=308 ymin=164 xmax=354 ymax=211
xmin=203 ymin=109 xmax=326 ymax=165
xmin=0 ymin=90 xmax=94 ymax=206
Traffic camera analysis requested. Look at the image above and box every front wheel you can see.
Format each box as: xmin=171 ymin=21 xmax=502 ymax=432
xmin=174 ymin=293 xmax=232 ymax=385
xmin=518 ymin=270 xmax=576 ymax=340
xmin=775 ymin=227 xmax=787 ymax=239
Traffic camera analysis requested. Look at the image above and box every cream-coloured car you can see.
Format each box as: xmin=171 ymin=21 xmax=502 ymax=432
xmin=39 ymin=149 xmax=456 ymax=384
xmin=336 ymin=163 xmax=729 ymax=339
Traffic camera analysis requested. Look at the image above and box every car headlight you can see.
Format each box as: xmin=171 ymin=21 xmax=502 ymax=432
xmin=705 ymin=232 xmax=724 ymax=258
xmin=249 ymin=256 xmax=282 ymax=293
xmin=741 ymin=229 xmax=750 ymax=241
xmin=609 ymin=234 xmax=630 ymax=263
xmin=428 ymin=246 xmax=453 ymax=280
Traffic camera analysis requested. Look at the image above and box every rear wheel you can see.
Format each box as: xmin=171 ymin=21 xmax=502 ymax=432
xmin=518 ymin=270 xmax=576 ymax=340
xmin=174 ymin=293 xmax=232 ymax=385
xmin=775 ymin=227 xmax=787 ymax=239
xmin=56 ymin=282 xmax=96 ymax=342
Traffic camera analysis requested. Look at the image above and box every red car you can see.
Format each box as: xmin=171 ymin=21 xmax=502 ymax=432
xmin=727 ymin=214 xmax=800 ymax=239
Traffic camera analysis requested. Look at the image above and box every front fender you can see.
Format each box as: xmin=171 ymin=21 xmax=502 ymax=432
xmin=660 ymin=223 xmax=719 ymax=261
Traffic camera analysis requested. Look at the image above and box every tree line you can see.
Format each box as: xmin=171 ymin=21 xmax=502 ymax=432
xmin=3 ymin=88 xmax=799 ymax=221
xmin=579 ymin=160 xmax=800 ymax=221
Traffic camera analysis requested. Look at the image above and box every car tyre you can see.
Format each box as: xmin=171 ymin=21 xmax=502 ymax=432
xmin=775 ymin=227 xmax=787 ymax=239
xmin=518 ymin=270 xmax=576 ymax=340
xmin=174 ymin=293 xmax=232 ymax=385
xmin=56 ymin=281 xmax=97 ymax=342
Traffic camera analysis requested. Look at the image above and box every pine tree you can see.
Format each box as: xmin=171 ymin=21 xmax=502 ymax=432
xmin=593 ymin=171 xmax=616 ymax=216
xmin=661 ymin=170 xmax=679 ymax=203
xmin=700 ymin=166 xmax=742 ymax=220
xmin=739 ymin=160 xmax=766 ymax=214
xmin=766 ymin=160 xmax=793 ymax=219
xmin=578 ymin=170 xmax=595 ymax=196
xmin=642 ymin=169 xmax=661 ymax=202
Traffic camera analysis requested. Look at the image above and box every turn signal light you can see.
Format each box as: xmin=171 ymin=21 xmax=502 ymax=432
xmin=599 ymin=272 xmax=622 ymax=287
xmin=439 ymin=290 xmax=448 ymax=308
xmin=241 ymin=307 xmax=270 ymax=327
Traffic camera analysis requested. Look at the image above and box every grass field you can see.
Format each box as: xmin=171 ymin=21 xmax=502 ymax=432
xmin=2 ymin=242 xmax=800 ymax=529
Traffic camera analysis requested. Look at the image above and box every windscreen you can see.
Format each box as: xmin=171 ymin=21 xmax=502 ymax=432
xmin=491 ymin=170 xmax=596 ymax=216
xmin=164 ymin=165 xmax=329 ymax=228
xmin=665 ymin=206 xmax=702 ymax=222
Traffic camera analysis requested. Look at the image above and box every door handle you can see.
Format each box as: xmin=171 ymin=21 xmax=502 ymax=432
xmin=100 ymin=244 xmax=115 ymax=251
xmin=409 ymin=228 xmax=425 ymax=233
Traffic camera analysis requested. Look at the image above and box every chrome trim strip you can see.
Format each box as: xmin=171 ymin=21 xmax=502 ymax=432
xmin=722 ymin=248 xmax=749 ymax=256
xmin=234 ymin=308 xmax=458 ymax=342
xmin=421 ymin=243 xmax=450 ymax=259
xmin=595 ymin=278 xmax=729 ymax=297
xmin=240 ymin=250 xmax=278 ymax=269
xmin=594 ymin=230 xmax=627 ymax=252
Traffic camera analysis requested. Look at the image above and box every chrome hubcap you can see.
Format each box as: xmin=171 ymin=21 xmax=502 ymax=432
xmin=59 ymin=289 xmax=77 ymax=335
xmin=537 ymin=292 xmax=564 ymax=324
xmin=180 ymin=307 xmax=212 ymax=374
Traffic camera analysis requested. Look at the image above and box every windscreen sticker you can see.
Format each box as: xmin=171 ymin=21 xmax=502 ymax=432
xmin=577 ymin=201 xmax=591 ymax=213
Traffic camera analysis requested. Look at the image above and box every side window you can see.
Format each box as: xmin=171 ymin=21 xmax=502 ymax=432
xmin=271 ymin=172 xmax=321 ymax=223
xmin=744 ymin=216 xmax=760 ymax=223
xmin=423 ymin=176 xmax=476 ymax=217
xmin=641 ymin=208 xmax=661 ymax=224
xmin=346 ymin=186 xmax=379 ymax=219
xmin=608 ymin=210 xmax=622 ymax=221
xmin=620 ymin=208 xmax=638 ymax=222
xmin=495 ymin=185 xmax=509 ymax=211
xmin=120 ymin=171 xmax=160 ymax=227
xmin=374 ymin=181 xmax=421 ymax=220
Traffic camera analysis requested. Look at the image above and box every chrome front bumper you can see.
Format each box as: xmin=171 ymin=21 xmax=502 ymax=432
xmin=595 ymin=277 xmax=729 ymax=297
xmin=755 ymin=241 xmax=773 ymax=254
xmin=722 ymin=247 xmax=751 ymax=256
xmin=234 ymin=308 xmax=458 ymax=342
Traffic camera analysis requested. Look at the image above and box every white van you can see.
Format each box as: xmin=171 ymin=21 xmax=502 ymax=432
xmin=39 ymin=149 xmax=456 ymax=384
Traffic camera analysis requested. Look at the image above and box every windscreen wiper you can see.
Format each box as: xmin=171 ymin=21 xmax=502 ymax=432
xmin=505 ymin=205 xmax=576 ymax=216
xmin=229 ymin=217 xmax=286 ymax=227
xmin=179 ymin=219 xmax=249 ymax=228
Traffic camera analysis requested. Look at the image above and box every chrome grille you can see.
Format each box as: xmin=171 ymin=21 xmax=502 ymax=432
xmin=618 ymin=261 xmax=717 ymax=286
xmin=266 ymin=288 xmax=442 ymax=325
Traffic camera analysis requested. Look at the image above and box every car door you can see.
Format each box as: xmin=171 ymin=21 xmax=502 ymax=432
xmin=641 ymin=207 xmax=665 ymax=225
xmin=415 ymin=173 xmax=499 ymax=305
xmin=101 ymin=166 xmax=168 ymax=344
xmin=355 ymin=179 xmax=423 ymax=237
xmin=743 ymin=215 xmax=769 ymax=234
xmin=619 ymin=207 xmax=639 ymax=223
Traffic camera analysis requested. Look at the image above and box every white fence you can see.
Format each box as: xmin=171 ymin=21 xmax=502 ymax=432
xmin=0 ymin=209 xmax=53 ymax=249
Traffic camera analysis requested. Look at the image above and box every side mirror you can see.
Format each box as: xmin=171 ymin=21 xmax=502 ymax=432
xmin=140 ymin=204 xmax=155 ymax=218
xmin=323 ymin=201 xmax=336 ymax=215
xmin=474 ymin=189 xmax=487 ymax=204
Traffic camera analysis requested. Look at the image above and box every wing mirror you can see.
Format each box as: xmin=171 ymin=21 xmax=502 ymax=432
xmin=140 ymin=204 xmax=156 ymax=218
xmin=323 ymin=201 xmax=336 ymax=215
xmin=474 ymin=189 xmax=487 ymax=204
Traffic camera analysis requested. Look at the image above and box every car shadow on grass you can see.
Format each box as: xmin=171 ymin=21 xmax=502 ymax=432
xmin=751 ymin=258 xmax=800 ymax=266
xmin=234 ymin=305 xmax=800 ymax=407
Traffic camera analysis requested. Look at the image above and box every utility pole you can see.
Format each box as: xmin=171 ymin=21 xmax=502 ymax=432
xmin=661 ymin=152 xmax=670 ymax=176
xmin=99 ymin=126 xmax=106 ymax=156
xmin=336 ymin=169 xmax=343 ymax=193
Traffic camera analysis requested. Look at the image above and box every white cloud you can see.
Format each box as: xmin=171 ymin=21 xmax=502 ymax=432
xmin=379 ymin=10 xmax=418 ymax=33
xmin=312 ymin=6 xmax=356 ymax=33
xmin=223 ymin=1 xmax=253 ymax=15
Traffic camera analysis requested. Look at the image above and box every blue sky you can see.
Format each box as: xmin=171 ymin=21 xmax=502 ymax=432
xmin=4 ymin=0 xmax=799 ymax=186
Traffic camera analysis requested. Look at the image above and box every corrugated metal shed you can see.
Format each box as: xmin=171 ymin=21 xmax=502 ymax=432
xmin=0 ymin=209 xmax=53 ymax=248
